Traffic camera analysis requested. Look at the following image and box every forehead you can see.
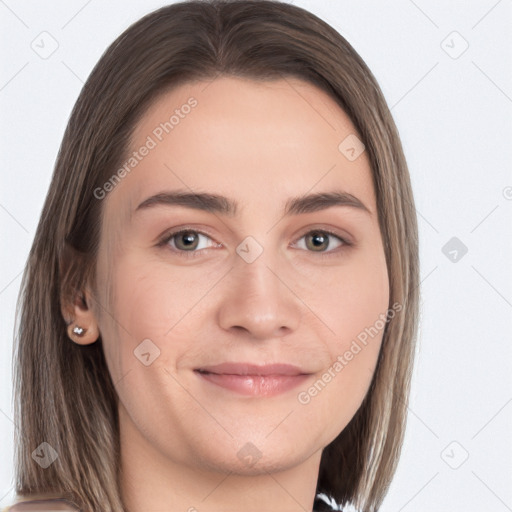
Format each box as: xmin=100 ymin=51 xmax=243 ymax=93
xmin=103 ymin=76 xmax=375 ymax=225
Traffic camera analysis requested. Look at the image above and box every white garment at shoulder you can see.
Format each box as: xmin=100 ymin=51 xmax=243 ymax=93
xmin=315 ymin=492 xmax=361 ymax=511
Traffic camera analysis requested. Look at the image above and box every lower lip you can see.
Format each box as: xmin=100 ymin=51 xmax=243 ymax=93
xmin=195 ymin=371 xmax=311 ymax=397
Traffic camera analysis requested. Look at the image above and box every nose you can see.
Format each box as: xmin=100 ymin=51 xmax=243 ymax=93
xmin=217 ymin=249 xmax=302 ymax=341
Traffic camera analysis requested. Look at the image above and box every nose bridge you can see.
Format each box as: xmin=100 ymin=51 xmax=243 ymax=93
xmin=217 ymin=238 xmax=300 ymax=339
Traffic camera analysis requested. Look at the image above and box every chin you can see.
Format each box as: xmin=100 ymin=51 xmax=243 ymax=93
xmin=190 ymin=433 xmax=316 ymax=476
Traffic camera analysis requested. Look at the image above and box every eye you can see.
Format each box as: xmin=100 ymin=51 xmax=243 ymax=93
xmin=292 ymin=229 xmax=350 ymax=257
xmin=157 ymin=227 xmax=351 ymax=259
xmin=157 ymin=229 xmax=220 ymax=258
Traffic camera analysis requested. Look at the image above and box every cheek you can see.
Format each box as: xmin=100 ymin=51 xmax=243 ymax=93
xmin=110 ymin=248 xmax=216 ymax=333
xmin=329 ymin=247 xmax=388 ymax=369
xmin=333 ymin=256 xmax=389 ymax=346
xmin=97 ymin=254 xmax=189 ymax=386
xmin=97 ymin=255 xmax=199 ymax=430
xmin=299 ymin=245 xmax=389 ymax=438
xmin=297 ymin=241 xmax=389 ymax=351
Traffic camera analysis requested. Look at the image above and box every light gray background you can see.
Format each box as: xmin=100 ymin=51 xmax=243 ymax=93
xmin=1 ymin=1 xmax=511 ymax=510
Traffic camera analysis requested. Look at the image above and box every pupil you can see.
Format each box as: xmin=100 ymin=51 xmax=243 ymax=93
xmin=180 ymin=232 xmax=197 ymax=248
xmin=310 ymin=232 xmax=327 ymax=250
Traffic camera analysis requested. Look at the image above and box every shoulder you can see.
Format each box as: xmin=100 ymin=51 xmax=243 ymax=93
xmin=2 ymin=498 xmax=79 ymax=511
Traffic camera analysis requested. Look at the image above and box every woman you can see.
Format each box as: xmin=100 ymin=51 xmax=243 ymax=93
xmin=9 ymin=1 xmax=419 ymax=511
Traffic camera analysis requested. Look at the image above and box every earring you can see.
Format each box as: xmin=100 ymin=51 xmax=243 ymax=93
xmin=73 ymin=325 xmax=86 ymax=336
xmin=68 ymin=324 xmax=86 ymax=338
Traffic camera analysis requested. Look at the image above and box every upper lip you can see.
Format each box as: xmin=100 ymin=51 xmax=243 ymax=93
xmin=195 ymin=363 xmax=309 ymax=376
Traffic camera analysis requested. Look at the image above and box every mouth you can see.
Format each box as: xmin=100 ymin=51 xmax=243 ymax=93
xmin=194 ymin=363 xmax=312 ymax=397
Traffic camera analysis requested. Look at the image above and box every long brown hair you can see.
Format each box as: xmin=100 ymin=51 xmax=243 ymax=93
xmin=12 ymin=1 xmax=419 ymax=510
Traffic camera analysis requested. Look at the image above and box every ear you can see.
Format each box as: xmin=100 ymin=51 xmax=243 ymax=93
xmin=61 ymin=287 xmax=100 ymax=345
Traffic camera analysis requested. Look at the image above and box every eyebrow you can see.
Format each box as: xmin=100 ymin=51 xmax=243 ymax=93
xmin=134 ymin=189 xmax=372 ymax=217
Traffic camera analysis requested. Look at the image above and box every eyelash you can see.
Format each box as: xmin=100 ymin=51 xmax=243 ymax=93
xmin=156 ymin=227 xmax=352 ymax=260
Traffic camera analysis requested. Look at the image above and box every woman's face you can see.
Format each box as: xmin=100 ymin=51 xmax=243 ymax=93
xmin=93 ymin=76 xmax=389 ymax=476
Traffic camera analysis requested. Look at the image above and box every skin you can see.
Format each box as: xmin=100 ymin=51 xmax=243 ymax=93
xmin=65 ymin=76 xmax=389 ymax=512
